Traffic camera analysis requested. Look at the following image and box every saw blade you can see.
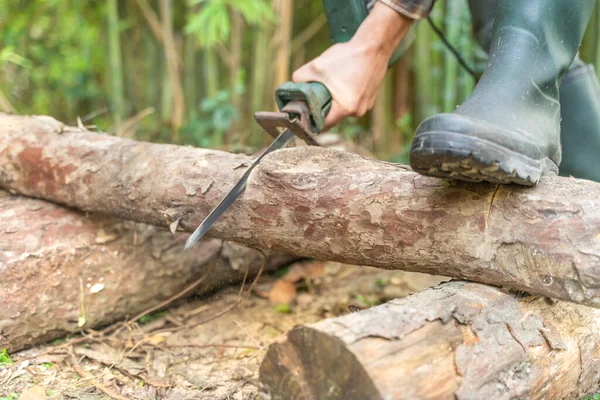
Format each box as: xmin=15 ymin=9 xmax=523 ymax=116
xmin=184 ymin=128 xmax=295 ymax=250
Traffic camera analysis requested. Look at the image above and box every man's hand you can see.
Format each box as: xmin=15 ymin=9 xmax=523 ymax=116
xmin=292 ymin=2 xmax=413 ymax=129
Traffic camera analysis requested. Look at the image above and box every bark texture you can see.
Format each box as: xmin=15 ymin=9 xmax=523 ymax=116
xmin=0 ymin=193 xmax=290 ymax=353
xmin=260 ymin=281 xmax=600 ymax=400
xmin=0 ymin=114 xmax=599 ymax=307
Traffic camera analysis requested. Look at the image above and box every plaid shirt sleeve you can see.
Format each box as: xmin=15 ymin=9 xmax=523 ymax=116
xmin=378 ymin=0 xmax=435 ymax=19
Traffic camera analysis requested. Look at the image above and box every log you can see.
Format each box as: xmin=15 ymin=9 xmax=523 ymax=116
xmin=0 ymin=114 xmax=599 ymax=307
xmin=259 ymin=281 xmax=600 ymax=400
xmin=0 ymin=193 xmax=292 ymax=353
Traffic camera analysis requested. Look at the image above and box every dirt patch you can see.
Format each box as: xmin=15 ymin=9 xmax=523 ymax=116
xmin=0 ymin=262 xmax=445 ymax=399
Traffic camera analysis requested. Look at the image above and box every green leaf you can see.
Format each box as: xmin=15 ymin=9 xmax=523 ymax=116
xmin=0 ymin=349 xmax=13 ymax=366
xmin=273 ymin=304 xmax=291 ymax=314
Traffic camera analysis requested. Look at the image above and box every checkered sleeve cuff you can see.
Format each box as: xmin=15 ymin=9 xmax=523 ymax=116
xmin=378 ymin=0 xmax=435 ymax=19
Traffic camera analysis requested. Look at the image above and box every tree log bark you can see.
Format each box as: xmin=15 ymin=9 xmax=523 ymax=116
xmin=0 ymin=114 xmax=599 ymax=307
xmin=0 ymin=193 xmax=291 ymax=353
xmin=260 ymin=281 xmax=600 ymax=400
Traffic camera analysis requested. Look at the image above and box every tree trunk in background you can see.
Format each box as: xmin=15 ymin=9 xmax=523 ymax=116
xmin=229 ymin=9 xmax=245 ymax=143
xmin=272 ymin=0 xmax=294 ymax=107
xmin=458 ymin=1 xmax=476 ymax=103
xmin=159 ymin=0 xmax=185 ymax=139
xmin=144 ymin=25 xmax=160 ymax=120
xmin=392 ymin=55 xmax=411 ymax=151
xmin=442 ymin=0 xmax=461 ymax=113
xmin=249 ymin=26 xmax=270 ymax=144
xmin=414 ymin=20 xmax=434 ymax=123
xmin=204 ymin=50 xmax=219 ymax=98
xmin=260 ymin=281 xmax=600 ymax=400
xmin=184 ymin=33 xmax=197 ymax=116
xmin=371 ymin=73 xmax=392 ymax=157
xmin=429 ymin=0 xmax=443 ymax=115
xmin=2 ymin=114 xmax=600 ymax=308
xmin=107 ymin=0 xmax=125 ymax=130
xmin=0 ymin=193 xmax=294 ymax=353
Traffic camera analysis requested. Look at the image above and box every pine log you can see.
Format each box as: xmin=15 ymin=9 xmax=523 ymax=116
xmin=0 ymin=114 xmax=599 ymax=307
xmin=260 ymin=281 xmax=600 ymax=400
xmin=0 ymin=193 xmax=291 ymax=353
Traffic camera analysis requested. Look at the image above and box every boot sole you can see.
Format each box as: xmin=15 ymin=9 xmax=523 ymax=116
xmin=410 ymin=132 xmax=559 ymax=186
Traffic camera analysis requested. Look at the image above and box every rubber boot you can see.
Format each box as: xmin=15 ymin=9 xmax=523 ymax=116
xmin=468 ymin=0 xmax=600 ymax=183
xmin=409 ymin=0 xmax=595 ymax=186
xmin=559 ymin=59 xmax=600 ymax=182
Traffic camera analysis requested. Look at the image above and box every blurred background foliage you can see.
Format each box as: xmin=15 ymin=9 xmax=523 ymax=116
xmin=2 ymin=0 xmax=600 ymax=162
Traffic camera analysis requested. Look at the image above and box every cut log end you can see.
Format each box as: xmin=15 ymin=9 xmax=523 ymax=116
xmin=260 ymin=281 xmax=600 ymax=400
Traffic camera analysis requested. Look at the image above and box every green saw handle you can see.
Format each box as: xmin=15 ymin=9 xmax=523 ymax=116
xmin=276 ymin=81 xmax=332 ymax=134
xmin=276 ymin=0 xmax=414 ymax=133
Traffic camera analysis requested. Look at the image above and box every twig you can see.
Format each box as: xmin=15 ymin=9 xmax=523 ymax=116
xmin=80 ymin=106 xmax=109 ymax=123
xmin=122 ymin=274 xmax=208 ymax=329
xmin=117 ymin=107 xmax=155 ymax=138
xmin=154 ymin=252 xmax=267 ymax=336
xmin=149 ymin=343 xmax=261 ymax=351
xmin=68 ymin=347 xmax=131 ymax=400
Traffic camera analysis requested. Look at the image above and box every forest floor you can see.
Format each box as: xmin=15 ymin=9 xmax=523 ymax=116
xmin=0 ymin=261 xmax=447 ymax=400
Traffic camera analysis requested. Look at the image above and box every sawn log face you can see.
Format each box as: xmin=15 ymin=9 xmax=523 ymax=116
xmin=260 ymin=281 xmax=600 ymax=400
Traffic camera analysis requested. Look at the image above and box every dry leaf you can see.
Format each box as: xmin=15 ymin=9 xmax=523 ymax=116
xmin=283 ymin=262 xmax=324 ymax=283
xmin=19 ymin=386 xmax=47 ymax=400
xmin=147 ymin=335 xmax=166 ymax=346
xmin=268 ymin=280 xmax=297 ymax=305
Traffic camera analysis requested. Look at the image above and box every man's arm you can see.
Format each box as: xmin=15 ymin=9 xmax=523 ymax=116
xmin=292 ymin=1 xmax=430 ymax=129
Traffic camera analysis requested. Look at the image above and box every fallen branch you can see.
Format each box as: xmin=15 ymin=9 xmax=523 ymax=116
xmin=1 ymin=114 xmax=599 ymax=306
xmin=0 ymin=193 xmax=293 ymax=352
xmin=260 ymin=281 xmax=600 ymax=400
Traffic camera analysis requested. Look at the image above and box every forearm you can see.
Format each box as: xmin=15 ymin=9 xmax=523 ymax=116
xmin=378 ymin=0 xmax=435 ymax=20
xmin=352 ymin=1 xmax=413 ymax=59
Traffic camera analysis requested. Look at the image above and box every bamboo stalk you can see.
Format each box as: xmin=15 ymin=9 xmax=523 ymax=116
xmin=429 ymin=0 xmax=444 ymax=115
xmin=272 ymin=0 xmax=294 ymax=109
xmin=458 ymin=1 xmax=475 ymax=102
xmin=107 ymin=0 xmax=125 ymax=130
xmin=204 ymin=50 xmax=219 ymax=98
xmin=228 ymin=9 xmax=245 ymax=144
xmin=159 ymin=0 xmax=185 ymax=139
xmin=442 ymin=0 xmax=461 ymax=113
xmin=249 ymin=26 xmax=270 ymax=145
xmin=414 ymin=21 xmax=434 ymax=123
xmin=184 ymin=33 xmax=198 ymax=115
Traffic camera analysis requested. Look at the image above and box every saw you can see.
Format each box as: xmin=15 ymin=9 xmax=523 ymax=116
xmin=185 ymin=0 xmax=413 ymax=250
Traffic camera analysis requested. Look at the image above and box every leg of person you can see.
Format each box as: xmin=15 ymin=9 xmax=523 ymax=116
xmin=558 ymin=58 xmax=600 ymax=182
xmin=409 ymin=0 xmax=595 ymax=186
xmin=467 ymin=0 xmax=600 ymax=183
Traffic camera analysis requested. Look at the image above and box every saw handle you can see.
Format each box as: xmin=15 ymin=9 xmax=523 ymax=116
xmin=275 ymin=81 xmax=332 ymax=134
xmin=275 ymin=0 xmax=416 ymax=134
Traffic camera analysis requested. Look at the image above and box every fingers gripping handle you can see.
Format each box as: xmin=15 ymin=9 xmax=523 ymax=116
xmin=275 ymin=81 xmax=332 ymax=134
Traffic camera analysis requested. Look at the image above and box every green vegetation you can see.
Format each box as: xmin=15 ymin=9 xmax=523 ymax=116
xmin=0 ymin=349 xmax=12 ymax=366
xmin=1 ymin=0 xmax=600 ymax=160
xmin=138 ymin=310 xmax=167 ymax=324
xmin=273 ymin=303 xmax=292 ymax=313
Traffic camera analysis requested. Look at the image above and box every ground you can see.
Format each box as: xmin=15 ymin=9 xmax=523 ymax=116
xmin=0 ymin=261 xmax=446 ymax=400
xmin=2 ymin=261 xmax=599 ymax=400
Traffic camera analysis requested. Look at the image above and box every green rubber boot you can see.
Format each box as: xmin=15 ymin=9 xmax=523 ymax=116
xmin=409 ymin=0 xmax=595 ymax=186
xmin=558 ymin=59 xmax=600 ymax=182
xmin=467 ymin=0 xmax=600 ymax=183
